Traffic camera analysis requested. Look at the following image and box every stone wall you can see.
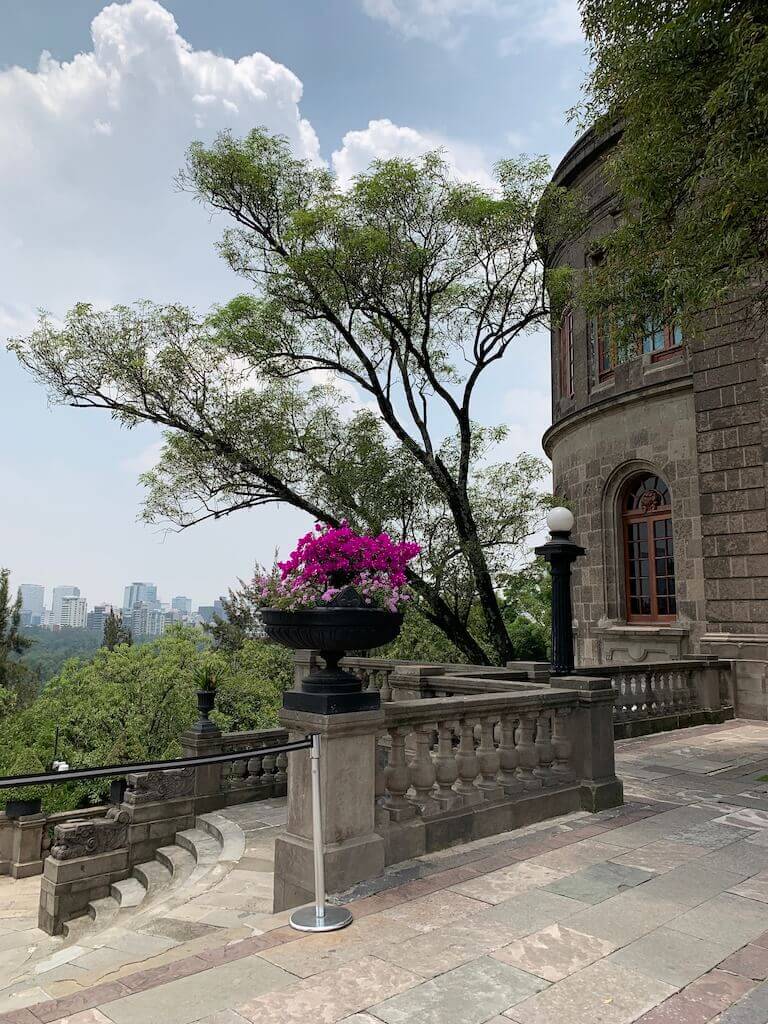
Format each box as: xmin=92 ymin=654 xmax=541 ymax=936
xmin=543 ymin=126 xmax=768 ymax=717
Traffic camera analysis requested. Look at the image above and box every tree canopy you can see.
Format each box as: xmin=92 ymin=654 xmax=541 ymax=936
xmin=11 ymin=133 xmax=578 ymax=664
xmin=578 ymin=0 xmax=768 ymax=331
xmin=0 ymin=626 xmax=292 ymax=812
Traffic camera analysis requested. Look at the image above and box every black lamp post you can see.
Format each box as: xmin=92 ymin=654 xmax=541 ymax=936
xmin=535 ymin=507 xmax=585 ymax=677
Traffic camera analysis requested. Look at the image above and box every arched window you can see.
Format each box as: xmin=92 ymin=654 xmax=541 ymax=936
xmin=622 ymin=473 xmax=676 ymax=622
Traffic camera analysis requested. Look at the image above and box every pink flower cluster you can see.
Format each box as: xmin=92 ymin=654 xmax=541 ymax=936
xmin=256 ymin=523 xmax=420 ymax=613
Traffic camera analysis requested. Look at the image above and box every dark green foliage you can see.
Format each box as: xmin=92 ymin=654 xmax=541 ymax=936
xmin=578 ymin=0 xmax=768 ymax=331
xmin=21 ymin=626 xmax=102 ymax=685
xmin=0 ymin=569 xmax=35 ymax=712
xmin=0 ymin=626 xmax=292 ymax=812
xmin=102 ymin=610 xmax=132 ymax=651
xmin=2 ymin=747 xmax=46 ymax=807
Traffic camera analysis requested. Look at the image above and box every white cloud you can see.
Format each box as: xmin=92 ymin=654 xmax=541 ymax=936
xmin=361 ymin=0 xmax=583 ymax=47
xmin=361 ymin=0 xmax=499 ymax=44
xmin=332 ymin=118 xmax=494 ymax=189
xmin=0 ymin=0 xmax=320 ymax=334
xmin=121 ymin=439 xmax=165 ymax=474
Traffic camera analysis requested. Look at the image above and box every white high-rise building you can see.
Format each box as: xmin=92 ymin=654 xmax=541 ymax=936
xmin=123 ymin=582 xmax=158 ymax=612
xmin=127 ymin=602 xmax=165 ymax=639
xmin=52 ymin=586 xmax=80 ymax=626
xmin=171 ymin=596 xmax=192 ymax=619
xmin=59 ymin=596 xmax=87 ymax=629
xmin=19 ymin=584 xmax=45 ymax=625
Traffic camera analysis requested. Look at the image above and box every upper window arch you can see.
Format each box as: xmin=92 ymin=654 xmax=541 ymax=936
xmin=622 ymin=472 xmax=676 ymax=622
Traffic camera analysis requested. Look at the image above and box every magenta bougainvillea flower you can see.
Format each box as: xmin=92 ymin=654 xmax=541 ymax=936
xmin=256 ymin=522 xmax=420 ymax=612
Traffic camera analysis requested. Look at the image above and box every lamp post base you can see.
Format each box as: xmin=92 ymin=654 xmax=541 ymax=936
xmin=289 ymin=904 xmax=353 ymax=933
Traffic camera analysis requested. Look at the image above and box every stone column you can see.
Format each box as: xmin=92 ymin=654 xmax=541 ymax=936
xmin=10 ymin=813 xmax=45 ymax=879
xmin=293 ymin=650 xmax=321 ymax=688
xmin=564 ymin=677 xmax=624 ymax=812
xmin=180 ymin=725 xmax=224 ymax=814
xmin=0 ymin=813 xmax=12 ymax=875
xmin=273 ymin=706 xmax=385 ymax=912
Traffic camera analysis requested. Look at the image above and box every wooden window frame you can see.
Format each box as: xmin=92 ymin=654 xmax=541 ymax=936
xmin=559 ymin=308 xmax=574 ymax=399
xmin=643 ymin=320 xmax=683 ymax=363
xmin=622 ymin=479 xmax=677 ymax=624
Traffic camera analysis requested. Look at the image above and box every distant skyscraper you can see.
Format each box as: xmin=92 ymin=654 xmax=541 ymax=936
xmin=59 ymin=596 xmax=87 ymax=629
xmin=87 ymin=603 xmax=113 ymax=634
xmin=127 ymin=602 xmax=165 ymax=639
xmin=123 ymin=582 xmax=158 ymax=612
xmin=197 ymin=605 xmax=215 ymax=625
xmin=19 ymin=584 xmax=45 ymax=626
xmin=213 ymin=597 xmax=227 ymax=619
xmin=52 ymin=586 xmax=80 ymax=627
xmin=171 ymin=596 xmax=192 ymax=618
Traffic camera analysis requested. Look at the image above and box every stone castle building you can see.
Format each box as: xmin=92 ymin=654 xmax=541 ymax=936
xmin=545 ymin=125 xmax=768 ymax=719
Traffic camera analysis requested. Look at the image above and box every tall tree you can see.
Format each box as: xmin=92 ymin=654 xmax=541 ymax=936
xmin=577 ymin=0 xmax=768 ymax=332
xmin=103 ymin=610 xmax=132 ymax=651
xmin=10 ymin=134 xmax=577 ymax=663
xmin=0 ymin=569 xmax=33 ymax=706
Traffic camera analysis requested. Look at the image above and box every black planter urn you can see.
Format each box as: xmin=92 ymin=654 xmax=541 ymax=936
xmin=5 ymin=797 xmax=42 ymax=819
xmin=262 ymin=590 xmax=403 ymax=715
xmin=193 ymin=688 xmax=218 ymax=734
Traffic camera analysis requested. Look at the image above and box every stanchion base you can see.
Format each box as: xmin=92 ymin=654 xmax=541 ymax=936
xmin=289 ymin=905 xmax=353 ymax=933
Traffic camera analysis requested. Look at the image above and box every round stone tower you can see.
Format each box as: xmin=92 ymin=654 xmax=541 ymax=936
xmin=544 ymin=126 xmax=768 ymax=718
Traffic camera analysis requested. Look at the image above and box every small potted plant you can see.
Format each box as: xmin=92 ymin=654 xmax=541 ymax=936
xmin=3 ymin=748 xmax=47 ymax=818
xmin=257 ymin=522 xmax=419 ymax=714
xmin=192 ymin=660 xmax=220 ymax=734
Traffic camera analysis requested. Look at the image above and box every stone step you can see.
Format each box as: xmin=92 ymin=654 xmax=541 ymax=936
xmin=197 ymin=812 xmax=246 ymax=863
xmin=111 ymin=877 xmax=146 ymax=909
xmin=155 ymin=844 xmax=196 ymax=883
xmin=132 ymin=858 xmax=173 ymax=895
xmin=62 ymin=912 xmax=96 ymax=942
xmin=176 ymin=827 xmax=221 ymax=863
xmin=87 ymin=896 xmax=120 ymax=927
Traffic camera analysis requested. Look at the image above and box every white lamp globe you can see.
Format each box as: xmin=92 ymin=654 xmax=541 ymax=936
xmin=547 ymin=507 xmax=575 ymax=534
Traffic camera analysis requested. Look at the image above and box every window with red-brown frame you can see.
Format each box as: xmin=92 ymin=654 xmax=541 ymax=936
xmin=622 ymin=473 xmax=676 ymax=622
xmin=642 ymin=318 xmax=683 ymax=361
xmin=559 ymin=308 xmax=574 ymax=398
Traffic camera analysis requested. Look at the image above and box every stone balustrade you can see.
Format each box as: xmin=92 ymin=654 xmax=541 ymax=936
xmin=0 ymin=805 xmax=108 ymax=879
xmin=578 ymin=658 xmax=734 ymax=737
xmin=374 ymin=685 xmax=607 ymax=864
xmin=220 ymin=728 xmax=289 ymax=802
xmin=274 ymin=672 xmax=622 ymax=911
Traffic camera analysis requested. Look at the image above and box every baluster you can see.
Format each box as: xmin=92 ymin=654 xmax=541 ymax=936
xmin=687 ymin=669 xmax=700 ymax=709
xmin=274 ymin=752 xmax=288 ymax=794
xmin=650 ymin=670 xmax=664 ymax=713
xmin=476 ymin=715 xmax=503 ymax=800
xmin=551 ymin=707 xmax=575 ymax=783
xmin=676 ymin=670 xmax=690 ymax=712
xmin=261 ymin=750 xmax=277 ymax=793
xmin=380 ymin=670 xmax=393 ymax=703
xmin=230 ymin=757 xmax=247 ymax=789
xmin=246 ymin=754 xmax=263 ymax=788
xmin=515 ymin=713 xmax=542 ymax=790
xmin=498 ymin=714 xmax=523 ymax=795
xmin=409 ymin=726 xmax=439 ymax=815
xmin=614 ymin=675 xmax=627 ymax=722
xmin=434 ymin=720 xmax=459 ymax=809
xmin=383 ymin=728 xmax=416 ymax=820
xmin=638 ymin=671 xmax=651 ymax=720
xmin=454 ymin=719 xmax=482 ymax=804
xmin=533 ymin=711 xmax=555 ymax=785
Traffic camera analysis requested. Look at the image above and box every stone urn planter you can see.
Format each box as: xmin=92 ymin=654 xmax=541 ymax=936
xmin=262 ymin=597 xmax=403 ymax=715
xmin=4 ymin=797 xmax=42 ymax=819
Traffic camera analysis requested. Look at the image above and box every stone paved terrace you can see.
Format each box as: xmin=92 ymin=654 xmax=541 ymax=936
xmin=6 ymin=721 xmax=768 ymax=1022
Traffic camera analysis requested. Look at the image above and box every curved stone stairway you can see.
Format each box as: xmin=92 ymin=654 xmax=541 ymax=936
xmin=62 ymin=811 xmax=246 ymax=940
xmin=0 ymin=800 xmax=290 ymax=1014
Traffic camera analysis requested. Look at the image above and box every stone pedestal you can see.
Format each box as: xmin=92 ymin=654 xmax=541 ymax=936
xmin=273 ymin=706 xmax=385 ymax=912
xmin=567 ymin=677 xmax=624 ymax=812
xmin=10 ymin=813 xmax=45 ymax=879
xmin=180 ymin=726 xmax=224 ymax=814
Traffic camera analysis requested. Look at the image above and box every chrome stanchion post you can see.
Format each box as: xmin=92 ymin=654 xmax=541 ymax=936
xmin=289 ymin=734 xmax=353 ymax=932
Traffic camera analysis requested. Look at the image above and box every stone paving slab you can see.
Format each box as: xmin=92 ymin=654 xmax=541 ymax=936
xmin=608 ymin=925 xmax=736 ymax=987
xmin=668 ymin=893 xmax=768 ymax=949
xmin=491 ymin=923 xmax=617 ymax=982
xmin=506 ymin=960 xmax=676 ymax=1024
xmin=369 ymin=955 xmax=548 ymax=1024
xmin=542 ymin=861 xmax=655 ymax=904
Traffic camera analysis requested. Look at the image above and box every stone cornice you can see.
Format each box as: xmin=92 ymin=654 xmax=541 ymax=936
xmin=542 ymin=376 xmax=694 ymax=458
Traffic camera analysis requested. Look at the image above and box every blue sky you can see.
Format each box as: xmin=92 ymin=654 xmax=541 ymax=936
xmin=0 ymin=0 xmax=586 ymax=611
